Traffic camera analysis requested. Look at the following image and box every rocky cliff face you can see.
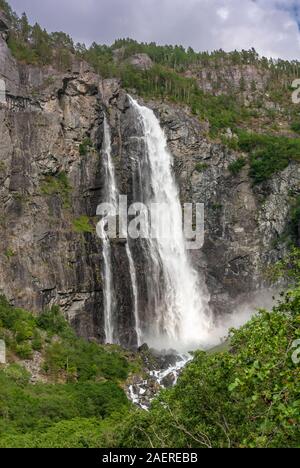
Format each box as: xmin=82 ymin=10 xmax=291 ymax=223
xmin=0 ymin=28 xmax=107 ymax=341
xmin=0 ymin=28 xmax=299 ymax=347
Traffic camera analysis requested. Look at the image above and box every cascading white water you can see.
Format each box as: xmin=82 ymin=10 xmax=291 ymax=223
xmin=100 ymin=116 xmax=117 ymax=343
xmin=126 ymin=242 xmax=142 ymax=346
xmin=101 ymin=116 xmax=140 ymax=345
xmin=129 ymin=97 xmax=213 ymax=350
xmin=101 ymin=226 xmax=114 ymax=343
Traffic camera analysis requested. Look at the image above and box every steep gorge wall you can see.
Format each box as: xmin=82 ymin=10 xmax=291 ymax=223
xmin=0 ymin=29 xmax=106 ymax=341
xmin=1 ymin=28 xmax=299 ymax=347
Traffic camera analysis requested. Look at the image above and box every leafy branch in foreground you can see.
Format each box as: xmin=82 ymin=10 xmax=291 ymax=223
xmin=118 ymin=250 xmax=300 ymax=449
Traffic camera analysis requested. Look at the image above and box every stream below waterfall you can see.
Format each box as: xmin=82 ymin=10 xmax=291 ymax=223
xmin=126 ymin=351 xmax=192 ymax=410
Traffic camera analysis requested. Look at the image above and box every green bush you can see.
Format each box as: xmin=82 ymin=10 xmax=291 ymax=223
xmin=79 ymin=138 xmax=93 ymax=156
xmin=43 ymin=337 xmax=129 ymax=382
xmin=31 ymin=331 xmax=43 ymax=352
xmin=5 ymin=249 xmax=15 ymax=259
xmin=3 ymin=364 xmax=31 ymax=387
xmin=236 ymin=131 xmax=300 ymax=184
xmin=37 ymin=306 xmax=69 ymax=336
xmin=14 ymin=320 xmax=35 ymax=343
xmin=0 ymin=297 xmax=35 ymax=331
xmin=72 ymin=216 xmax=93 ymax=234
xmin=15 ymin=343 xmax=33 ymax=360
xmin=195 ymin=163 xmax=208 ymax=173
xmin=291 ymin=121 xmax=300 ymax=134
xmin=0 ymin=418 xmax=108 ymax=448
xmin=228 ymin=157 xmax=246 ymax=175
xmin=0 ymin=368 xmax=129 ymax=438
xmin=41 ymin=172 xmax=72 ymax=208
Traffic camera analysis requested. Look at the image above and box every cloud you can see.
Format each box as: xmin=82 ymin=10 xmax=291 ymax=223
xmin=8 ymin=0 xmax=300 ymax=59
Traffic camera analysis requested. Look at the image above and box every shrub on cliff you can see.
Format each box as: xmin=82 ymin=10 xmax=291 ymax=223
xmin=236 ymin=131 xmax=300 ymax=184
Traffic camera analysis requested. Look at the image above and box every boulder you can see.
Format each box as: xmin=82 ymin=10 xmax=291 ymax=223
xmin=129 ymin=53 xmax=153 ymax=71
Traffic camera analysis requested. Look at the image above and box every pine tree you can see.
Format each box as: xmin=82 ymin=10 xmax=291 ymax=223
xmin=19 ymin=12 xmax=30 ymax=42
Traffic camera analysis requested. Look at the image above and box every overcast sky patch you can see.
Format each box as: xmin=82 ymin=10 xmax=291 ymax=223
xmin=8 ymin=0 xmax=300 ymax=59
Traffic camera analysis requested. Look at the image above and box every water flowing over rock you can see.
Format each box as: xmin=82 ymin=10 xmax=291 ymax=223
xmin=127 ymin=97 xmax=212 ymax=351
xmin=98 ymin=116 xmax=140 ymax=346
xmin=126 ymin=347 xmax=192 ymax=410
xmin=97 ymin=96 xmax=212 ymax=351
xmin=98 ymin=116 xmax=118 ymax=344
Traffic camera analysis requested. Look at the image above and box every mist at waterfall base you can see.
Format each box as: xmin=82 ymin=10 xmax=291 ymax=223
xmin=205 ymin=289 xmax=278 ymax=349
xmin=143 ymin=290 xmax=277 ymax=353
xmin=98 ymin=97 xmax=276 ymax=355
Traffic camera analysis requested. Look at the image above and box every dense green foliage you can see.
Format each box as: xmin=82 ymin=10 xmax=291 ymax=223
xmin=0 ymin=296 xmax=133 ymax=447
xmin=232 ymin=131 xmax=300 ymax=184
xmin=0 ymin=417 xmax=121 ymax=448
xmin=119 ymin=279 xmax=300 ymax=448
xmin=0 ymin=373 xmax=128 ymax=434
xmin=1 ymin=253 xmax=300 ymax=447
xmin=228 ymin=157 xmax=246 ymax=176
xmin=72 ymin=216 xmax=94 ymax=234
xmin=291 ymin=121 xmax=300 ymax=134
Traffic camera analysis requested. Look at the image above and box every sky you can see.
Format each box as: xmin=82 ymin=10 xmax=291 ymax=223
xmin=7 ymin=0 xmax=300 ymax=60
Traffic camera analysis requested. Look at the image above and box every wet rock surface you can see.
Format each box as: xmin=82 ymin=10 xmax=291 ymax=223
xmin=126 ymin=346 xmax=191 ymax=409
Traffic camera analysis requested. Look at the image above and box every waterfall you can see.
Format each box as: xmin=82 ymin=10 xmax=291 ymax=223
xmin=129 ymin=97 xmax=212 ymax=350
xmin=101 ymin=227 xmax=115 ymax=344
xmin=100 ymin=115 xmax=140 ymax=345
xmin=126 ymin=242 xmax=141 ymax=346
xmin=100 ymin=116 xmax=117 ymax=343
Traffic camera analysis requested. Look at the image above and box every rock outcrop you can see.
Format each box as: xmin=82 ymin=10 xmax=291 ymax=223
xmin=129 ymin=53 xmax=153 ymax=70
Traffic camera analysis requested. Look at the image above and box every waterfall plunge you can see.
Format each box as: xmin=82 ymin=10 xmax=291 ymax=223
xmin=100 ymin=103 xmax=213 ymax=351
xmin=129 ymin=98 xmax=213 ymax=351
